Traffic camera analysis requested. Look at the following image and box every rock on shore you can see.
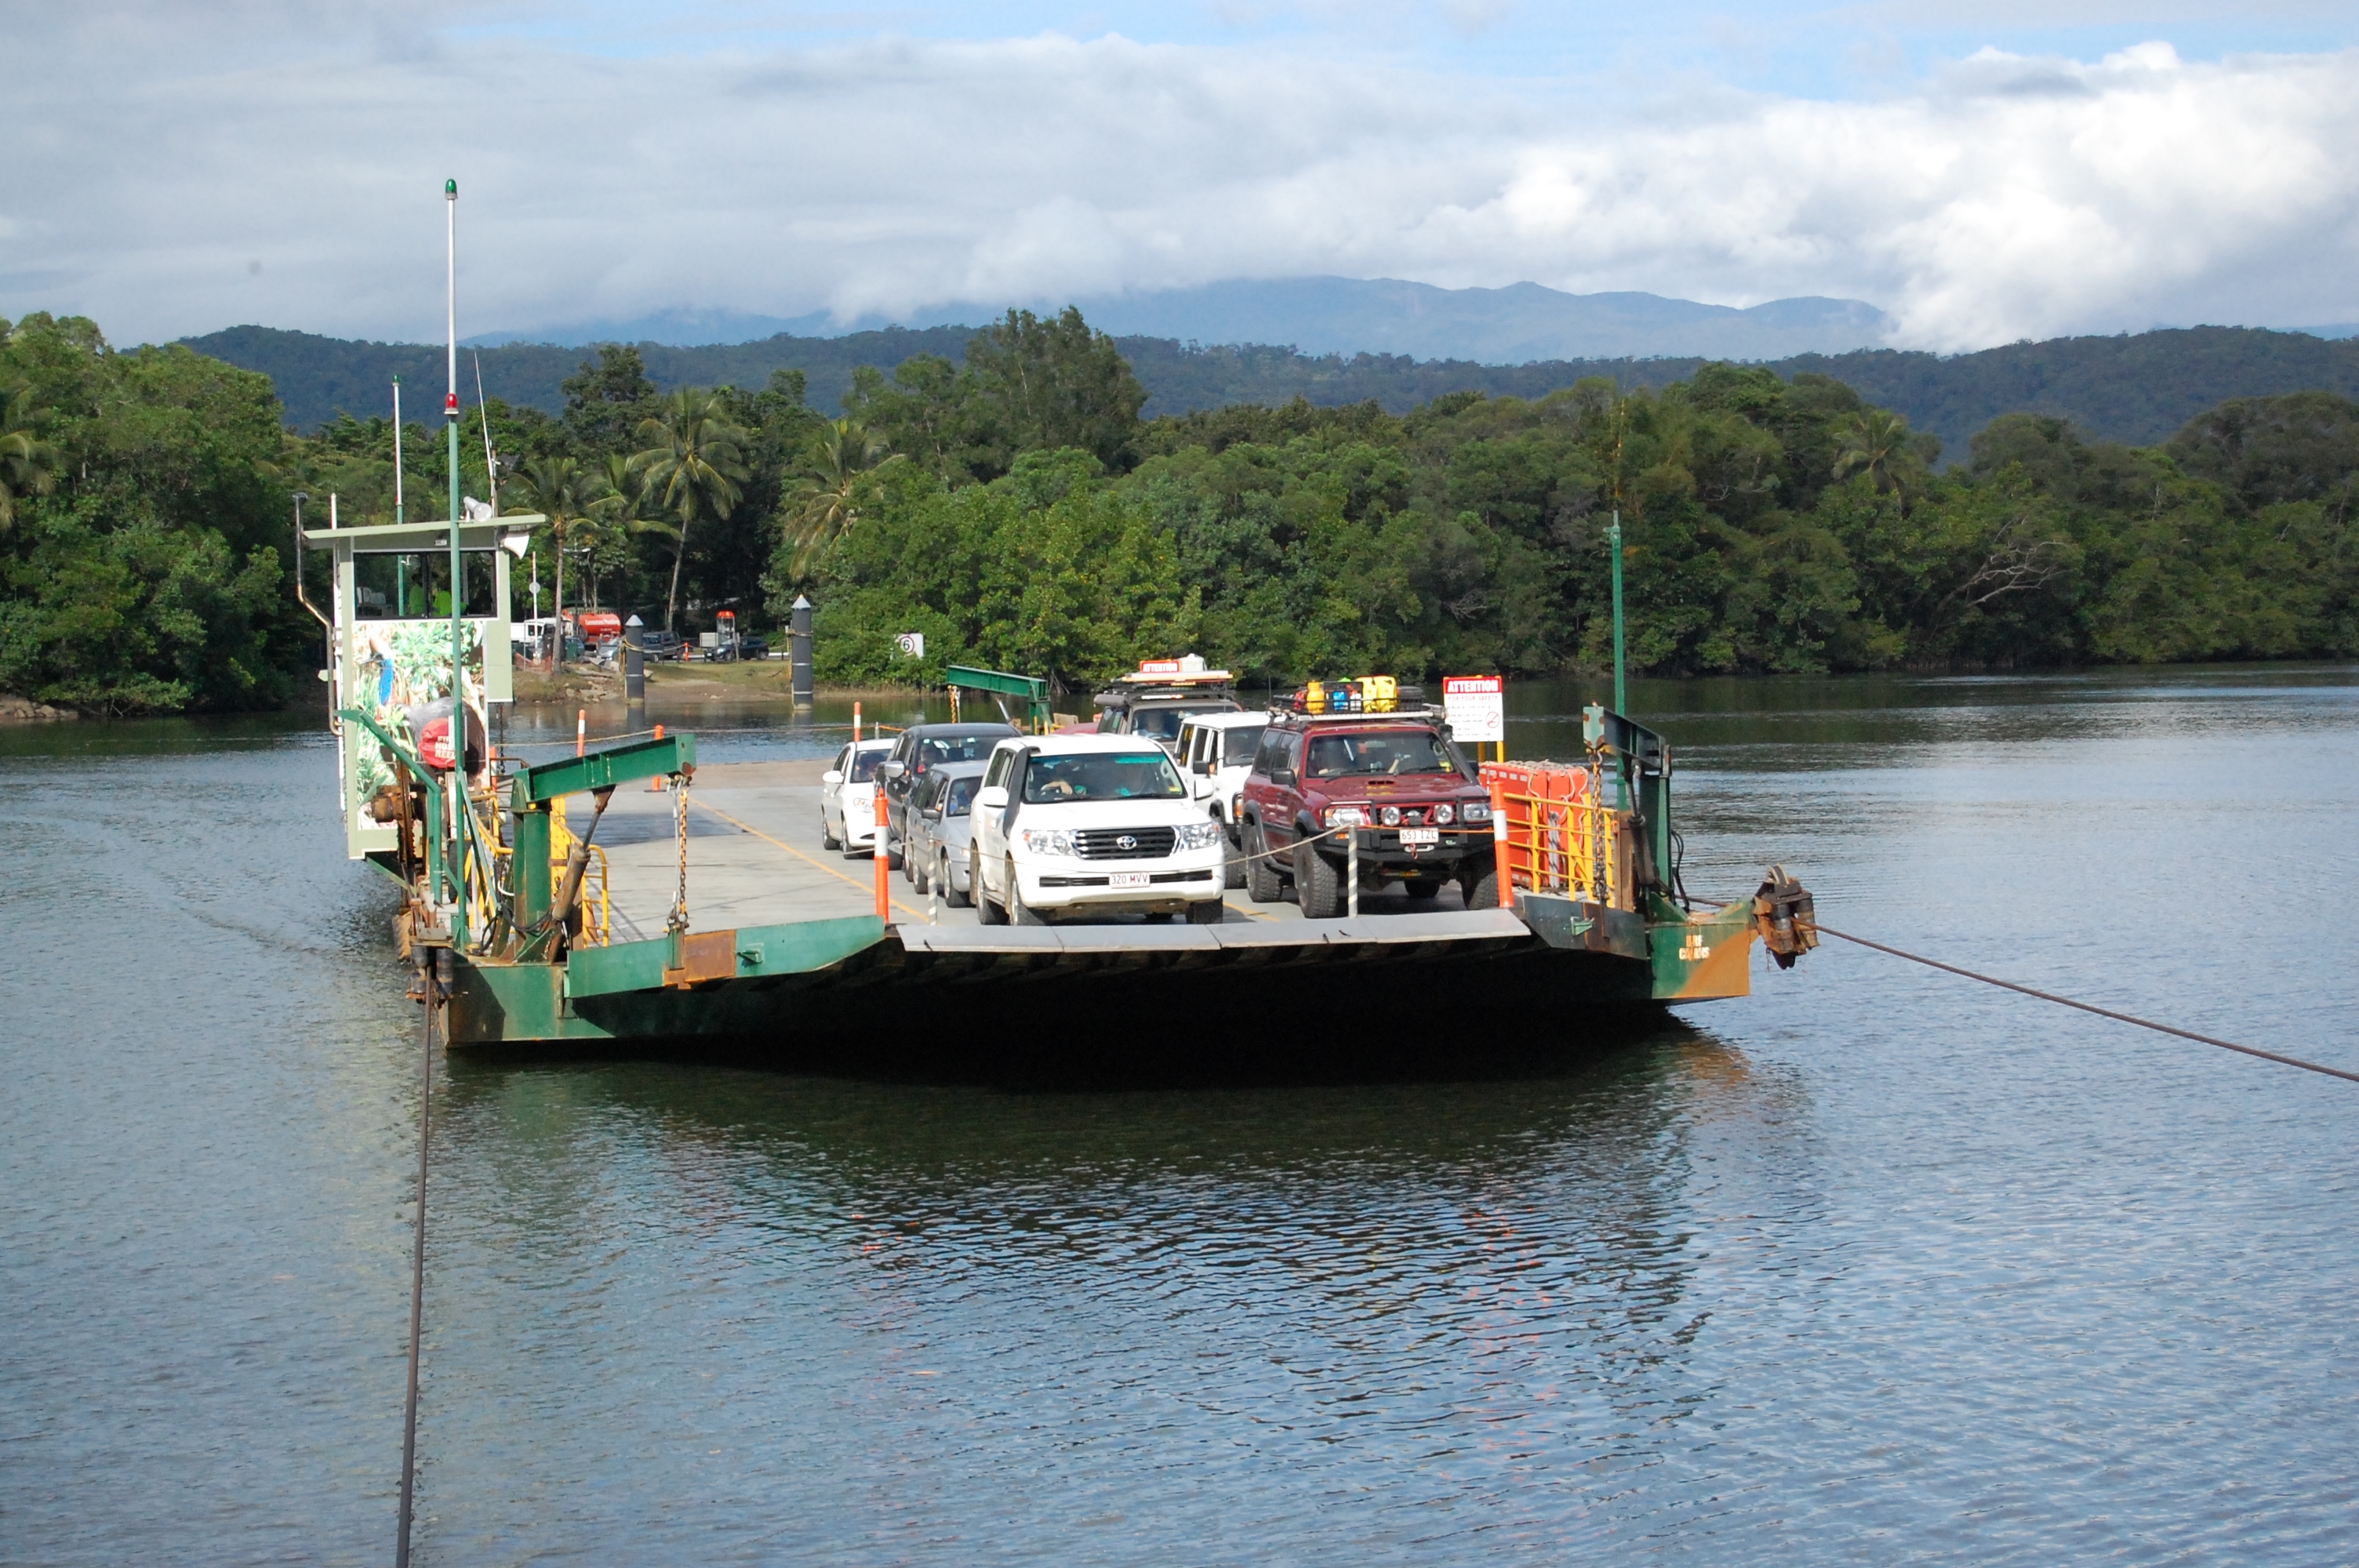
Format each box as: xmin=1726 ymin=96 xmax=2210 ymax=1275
xmin=0 ymin=694 xmax=76 ymax=724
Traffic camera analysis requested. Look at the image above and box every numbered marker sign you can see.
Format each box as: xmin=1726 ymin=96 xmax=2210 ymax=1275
xmin=896 ymin=632 xmax=926 ymax=658
xmin=1442 ymin=674 xmax=1504 ymax=743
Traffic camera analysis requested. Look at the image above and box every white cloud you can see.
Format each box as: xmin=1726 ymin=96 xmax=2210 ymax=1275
xmin=2 ymin=8 xmax=2356 ymax=351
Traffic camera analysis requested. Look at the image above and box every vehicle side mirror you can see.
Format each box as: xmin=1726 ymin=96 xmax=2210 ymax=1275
xmin=821 ymin=769 xmax=844 ymax=786
xmin=879 ymin=760 xmax=906 ymax=779
xmin=1192 ymin=757 xmax=1211 ymax=774
xmin=978 ymin=785 xmax=1009 ymax=811
xmin=1270 ymin=767 xmax=1295 ymax=786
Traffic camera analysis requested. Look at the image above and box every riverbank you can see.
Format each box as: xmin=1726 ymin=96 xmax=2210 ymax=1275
xmin=509 ymin=660 xmax=941 ymax=708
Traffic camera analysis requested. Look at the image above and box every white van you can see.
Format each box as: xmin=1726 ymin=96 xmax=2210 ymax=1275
xmin=970 ymin=733 xmax=1228 ymax=924
xmin=1174 ymin=710 xmax=1272 ymax=889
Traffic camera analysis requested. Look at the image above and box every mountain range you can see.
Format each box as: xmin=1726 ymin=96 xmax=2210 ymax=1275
xmin=187 ymin=318 xmax=2359 ymax=466
xmin=467 ymin=278 xmax=1897 ymax=364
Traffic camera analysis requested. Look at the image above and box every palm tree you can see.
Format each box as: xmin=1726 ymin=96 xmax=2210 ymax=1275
xmin=1832 ymin=409 xmax=1922 ymax=495
xmin=781 ymin=418 xmax=895 ymax=579
xmin=580 ymin=453 xmax=678 ymax=613
xmin=0 ymin=380 xmax=62 ymax=533
xmin=503 ymin=455 xmax=603 ymax=651
xmin=630 ymin=389 xmax=750 ymax=633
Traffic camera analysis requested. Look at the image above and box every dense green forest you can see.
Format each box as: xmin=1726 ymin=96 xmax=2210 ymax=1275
xmin=3 ymin=307 xmax=2355 ymax=713
xmin=190 ymin=321 xmax=2359 ymax=459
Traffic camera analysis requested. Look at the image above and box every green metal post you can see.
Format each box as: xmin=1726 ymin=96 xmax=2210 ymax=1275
xmin=511 ymin=796 xmax=551 ymax=931
xmin=445 ymin=177 xmax=467 ymax=942
xmin=1608 ymin=508 xmax=1627 ymax=810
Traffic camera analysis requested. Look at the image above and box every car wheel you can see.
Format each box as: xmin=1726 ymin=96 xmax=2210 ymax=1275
xmin=976 ymin=849 xmax=1007 ymax=925
xmin=885 ymin=829 xmax=904 ymax=873
xmin=1009 ymin=858 xmax=1049 ymax=925
xmin=911 ymin=849 xmax=930 ymax=895
xmin=820 ymin=815 xmax=840 ymax=851
xmin=1294 ymin=837 xmax=1344 ymax=920
xmin=1462 ymin=856 xmax=1501 ymax=912
xmin=1223 ymin=833 xmax=1247 ymax=890
xmin=1243 ymin=822 xmax=1284 ymax=903
xmin=1186 ymin=897 xmax=1225 ymax=925
xmin=942 ymin=850 xmax=970 ymax=909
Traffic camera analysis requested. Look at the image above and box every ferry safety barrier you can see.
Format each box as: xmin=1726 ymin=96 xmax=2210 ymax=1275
xmin=1480 ymin=760 xmax=1626 ymax=909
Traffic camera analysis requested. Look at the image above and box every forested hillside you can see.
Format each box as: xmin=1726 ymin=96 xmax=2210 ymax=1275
xmin=187 ymin=321 xmax=2359 ymax=460
xmin=5 ymin=307 xmax=2355 ymax=714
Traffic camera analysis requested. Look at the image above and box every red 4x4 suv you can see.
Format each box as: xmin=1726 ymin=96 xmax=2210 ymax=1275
xmin=1237 ymin=714 xmax=1497 ymax=916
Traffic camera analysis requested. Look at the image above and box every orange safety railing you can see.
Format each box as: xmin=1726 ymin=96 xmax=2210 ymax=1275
xmin=1480 ymin=760 xmax=1623 ymax=909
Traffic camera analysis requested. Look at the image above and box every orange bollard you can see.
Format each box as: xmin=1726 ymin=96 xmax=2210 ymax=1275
xmin=873 ymin=786 xmax=890 ymax=921
xmin=1489 ymin=775 xmax=1514 ymax=909
xmin=649 ymin=724 xmax=667 ymax=791
xmin=576 ymin=708 xmax=586 ymax=758
xmin=853 ymin=701 xmax=862 ymax=745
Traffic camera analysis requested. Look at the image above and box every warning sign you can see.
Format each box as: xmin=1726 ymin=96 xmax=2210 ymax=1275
xmin=1442 ymin=674 xmax=1504 ymax=743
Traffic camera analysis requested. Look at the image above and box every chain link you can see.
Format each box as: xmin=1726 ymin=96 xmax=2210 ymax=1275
xmin=667 ymin=772 xmax=692 ymax=934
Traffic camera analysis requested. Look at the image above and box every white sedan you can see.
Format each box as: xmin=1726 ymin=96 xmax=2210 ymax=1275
xmin=820 ymin=739 xmax=896 ymax=856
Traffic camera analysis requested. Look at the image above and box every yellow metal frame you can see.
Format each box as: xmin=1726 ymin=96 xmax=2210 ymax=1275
xmin=1486 ymin=762 xmax=1624 ymax=909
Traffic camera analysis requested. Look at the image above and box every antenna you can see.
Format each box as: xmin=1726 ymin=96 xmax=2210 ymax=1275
xmin=474 ymin=351 xmax=496 ymax=513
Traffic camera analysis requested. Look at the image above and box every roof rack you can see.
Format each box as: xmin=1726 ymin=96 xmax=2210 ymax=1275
xmin=1266 ymin=703 xmax=1448 ymax=725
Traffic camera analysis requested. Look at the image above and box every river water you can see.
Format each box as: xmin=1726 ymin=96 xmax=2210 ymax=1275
xmin=5 ymin=667 xmax=2355 ymax=1564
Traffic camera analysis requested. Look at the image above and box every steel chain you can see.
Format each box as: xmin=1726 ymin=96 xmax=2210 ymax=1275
xmin=667 ymin=773 xmax=691 ymax=933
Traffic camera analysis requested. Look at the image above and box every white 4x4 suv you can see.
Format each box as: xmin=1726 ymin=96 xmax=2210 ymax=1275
xmin=1174 ymin=710 xmax=1270 ymax=889
xmin=971 ymin=734 xmax=1229 ymax=924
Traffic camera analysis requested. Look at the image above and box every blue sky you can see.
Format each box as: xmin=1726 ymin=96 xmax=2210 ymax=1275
xmin=5 ymin=2 xmax=2357 ymax=350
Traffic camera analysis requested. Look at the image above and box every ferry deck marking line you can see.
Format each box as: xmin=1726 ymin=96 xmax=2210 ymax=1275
xmin=685 ymin=793 xmax=1281 ymax=924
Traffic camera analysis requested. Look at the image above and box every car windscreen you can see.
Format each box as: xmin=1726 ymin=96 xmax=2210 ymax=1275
xmin=1129 ymin=702 xmax=1232 ymax=742
xmin=848 ymin=749 xmax=886 ymax=782
xmin=943 ymin=776 xmax=980 ymax=815
xmin=1221 ymin=726 xmax=1267 ymax=766
xmin=1023 ymin=751 xmax=1187 ymax=803
xmin=1304 ymin=731 xmax=1456 ymax=779
xmin=917 ymin=731 xmax=1009 ymax=766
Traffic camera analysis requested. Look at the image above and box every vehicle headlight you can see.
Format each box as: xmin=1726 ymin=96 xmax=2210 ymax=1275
xmin=1432 ymin=803 xmax=1456 ymax=825
xmin=1176 ymin=820 xmax=1224 ymax=851
xmin=1379 ymin=805 xmax=1402 ymax=826
xmin=1461 ymin=800 xmax=1492 ymax=823
xmin=1322 ymin=805 xmax=1369 ymax=827
xmin=1019 ymin=828 xmax=1075 ymax=856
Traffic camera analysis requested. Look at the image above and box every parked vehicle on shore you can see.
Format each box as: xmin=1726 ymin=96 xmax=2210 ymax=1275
xmin=903 ymin=760 xmax=988 ymax=905
xmin=879 ymin=721 xmax=1021 ymax=872
xmin=820 ymin=738 xmax=896 ymax=855
xmin=639 ymin=628 xmax=685 ymax=662
xmin=970 ymin=734 xmax=1228 ymax=924
xmin=1238 ymin=710 xmax=1496 ymax=916
xmin=1174 ymin=711 xmax=1271 ymax=888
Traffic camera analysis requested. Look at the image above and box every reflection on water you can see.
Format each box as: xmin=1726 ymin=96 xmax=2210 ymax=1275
xmin=5 ymin=664 xmax=2357 ymax=1565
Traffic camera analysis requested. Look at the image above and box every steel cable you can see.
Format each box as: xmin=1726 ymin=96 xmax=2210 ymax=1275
xmin=394 ymin=956 xmax=438 ymax=1566
xmin=1800 ymin=918 xmax=2359 ymax=1086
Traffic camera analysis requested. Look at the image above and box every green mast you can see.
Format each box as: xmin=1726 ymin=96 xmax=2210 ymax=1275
xmin=1608 ymin=398 xmax=1629 ymax=808
xmin=445 ymin=178 xmax=467 ymax=941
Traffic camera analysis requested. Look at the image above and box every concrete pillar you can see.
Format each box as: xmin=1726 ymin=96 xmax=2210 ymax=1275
xmin=623 ymin=613 xmax=646 ymax=706
xmin=791 ymin=594 xmax=815 ymax=709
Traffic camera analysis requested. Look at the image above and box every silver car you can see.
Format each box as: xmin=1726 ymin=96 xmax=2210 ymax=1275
xmin=903 ymin=760 xmax=988 ymax=906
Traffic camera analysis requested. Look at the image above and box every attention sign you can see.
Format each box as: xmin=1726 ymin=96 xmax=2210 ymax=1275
xmin=1443 ymin=675 xmax=1504 ymax=743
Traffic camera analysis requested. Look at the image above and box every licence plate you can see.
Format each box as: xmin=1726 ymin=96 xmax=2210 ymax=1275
xmin=1399 ymin=827 xmax=1440 ymax=847
xmin=1109 ymin=872 xmax=1151 ymax=888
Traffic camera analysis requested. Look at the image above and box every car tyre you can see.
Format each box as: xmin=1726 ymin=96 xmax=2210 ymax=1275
xmin=1008 ymin=858 xmax=1049 ymax=925
xmin=1462 ymin=857 xmax=1500 ymax=912
xmin=820 ymin=815 xmax=840 ymax=851
xmin=941 ymin=849 xmax=970 ymax=909
xmin=1243 ymin=822 xmax=1284 ymax=904
xmin=911 ymin=849 xmax=930 ymax=895
xmin=976 ymin=849 xmax=1007 ymax=924
xmin=1186 ymin=898 xmax=1224 ymax=925
xmin=1222 ymin=833 xmax=1247 ymax=890
xmin=1294 ymin=837 xmax=1344 ymax=920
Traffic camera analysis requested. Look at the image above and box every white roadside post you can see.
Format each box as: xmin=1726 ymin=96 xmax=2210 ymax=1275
xmin=1347 ymin=826 xmax=1359 ymax=918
